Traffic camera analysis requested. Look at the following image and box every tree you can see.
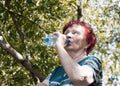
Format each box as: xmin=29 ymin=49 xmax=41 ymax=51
xmin=0 ymin=0 xmax=120 ymax=86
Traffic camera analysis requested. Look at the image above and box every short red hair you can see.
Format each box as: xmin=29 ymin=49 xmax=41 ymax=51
xmin=63 ymin=20 xmax=96 ymax=54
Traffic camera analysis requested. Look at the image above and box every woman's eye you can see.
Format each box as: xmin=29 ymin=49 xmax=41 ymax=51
xmin=73 ymin=31 xmax=78 ymax=34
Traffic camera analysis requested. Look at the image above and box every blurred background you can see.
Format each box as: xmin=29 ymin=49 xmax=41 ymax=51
xmin=0 ymin=0 xmax=120 ymax=86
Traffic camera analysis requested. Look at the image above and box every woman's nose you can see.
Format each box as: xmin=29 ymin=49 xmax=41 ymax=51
xmin=66 ymin=32 xmax=72 ymax=38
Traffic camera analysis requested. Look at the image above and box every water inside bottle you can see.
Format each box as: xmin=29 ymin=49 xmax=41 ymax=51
xmin=43 ymin=34 xmax=57 ymax=46
xmin=43 ymin=34 xmax=71 ymax=47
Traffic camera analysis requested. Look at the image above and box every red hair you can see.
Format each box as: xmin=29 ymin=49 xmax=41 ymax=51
xmin=63 ymin=20 xmax=96 ymax=54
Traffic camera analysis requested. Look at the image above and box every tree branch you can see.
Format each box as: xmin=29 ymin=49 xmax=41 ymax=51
xmin=0 ymin=34 xmax=46 ymax=84
xmin=77 ymin=0 xmax=84 ymax=21
xmin=5 ymin=0 xmax=25 ymax=44
xmin=4 ymin=1 xmax=46 ymax=83
xmin=0 ymin=2 xmax=51 ymax=33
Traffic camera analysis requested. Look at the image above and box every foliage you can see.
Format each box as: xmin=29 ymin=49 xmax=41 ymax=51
xmin=84 ymin=0 xmax=120 ymax=85
xmin=0 ymin=0 xmax=120 ymax=86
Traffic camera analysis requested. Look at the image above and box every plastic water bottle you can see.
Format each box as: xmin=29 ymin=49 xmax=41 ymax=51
xmin=43 ymin=34 xmax=70 ymax=47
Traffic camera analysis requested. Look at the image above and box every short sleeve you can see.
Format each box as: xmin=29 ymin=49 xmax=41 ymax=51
xmin=82 ymin=56 xmax=102 ymax=85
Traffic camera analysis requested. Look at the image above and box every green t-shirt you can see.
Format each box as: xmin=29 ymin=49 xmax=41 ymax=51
xmin=47 ymin=56 xmax=102 ymax=86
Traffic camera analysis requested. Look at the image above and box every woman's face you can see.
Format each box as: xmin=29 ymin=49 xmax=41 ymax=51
xmin=64 ymin=24 xmax=88 ymax=52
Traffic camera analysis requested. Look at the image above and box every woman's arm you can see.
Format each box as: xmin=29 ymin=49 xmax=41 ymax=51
xmin=55 ymin=32 xmax=94 ymax=86
xmin=56 ymin=44 xmax=94 ymax=85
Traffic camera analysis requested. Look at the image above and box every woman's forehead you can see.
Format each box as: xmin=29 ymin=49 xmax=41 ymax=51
xmin=66 ymin=24 xmax=85 ymax=32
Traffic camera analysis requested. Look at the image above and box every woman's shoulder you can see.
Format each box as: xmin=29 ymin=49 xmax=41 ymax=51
xmin=87 ymin=55 xmax=102 ymax=65
xmin=78 ymin=55 xmax=102 ymax=69
xmin=84 ymin=55 xmax=101 ymax=63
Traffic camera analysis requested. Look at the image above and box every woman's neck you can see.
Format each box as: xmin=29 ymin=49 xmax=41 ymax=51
xmin=68 ymin=49 xmax=87 ymax=62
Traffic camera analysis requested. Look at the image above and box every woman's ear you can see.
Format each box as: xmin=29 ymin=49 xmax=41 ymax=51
xmin=85 ymin=43 xmax=90 ymax=49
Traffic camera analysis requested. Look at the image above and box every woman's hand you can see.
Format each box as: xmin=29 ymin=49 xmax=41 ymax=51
xmin=53 ymin=32 xmax=66 ymax=47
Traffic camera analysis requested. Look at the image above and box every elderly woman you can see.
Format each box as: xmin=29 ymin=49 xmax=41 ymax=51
xmin=37 ymin=20 xmax=102 ymax=86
